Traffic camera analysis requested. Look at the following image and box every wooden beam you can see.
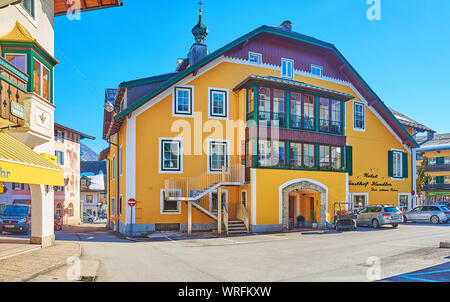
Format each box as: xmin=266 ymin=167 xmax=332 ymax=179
xmin=218 ymin=188 xmax=222 ymax=234
xmin=188 ymin=201 xmax=192 ymax=236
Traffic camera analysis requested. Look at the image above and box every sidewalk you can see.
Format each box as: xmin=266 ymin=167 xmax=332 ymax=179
xmin=0 ymin=241 xmax=81 ymax=282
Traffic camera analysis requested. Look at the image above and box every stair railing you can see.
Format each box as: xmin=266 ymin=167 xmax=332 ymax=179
xmin=223 ymin=203 xmax=229 ymax=235
xmin=236 ymin=203 xmax=250 ymax=233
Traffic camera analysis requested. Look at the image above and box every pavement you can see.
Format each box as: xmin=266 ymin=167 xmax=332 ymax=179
xmin=0 ymin=222 xmax=449 ymax=282
xmin=46 ymin=222 xmax=449 ymax=282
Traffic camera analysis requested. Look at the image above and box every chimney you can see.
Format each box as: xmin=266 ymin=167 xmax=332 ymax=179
xmin=280 ymin=20 xmax=292 ymax=32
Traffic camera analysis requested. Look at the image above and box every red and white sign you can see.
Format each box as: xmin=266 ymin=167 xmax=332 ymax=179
xmin=128 ymin=198 xmax=136 ymax=207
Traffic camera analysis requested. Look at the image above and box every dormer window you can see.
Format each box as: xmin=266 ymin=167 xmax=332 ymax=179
xmin=281 ymin=58 xmax=294 ymax=79
xmin=311 ymin=65 xmax=323 ymax=77
xmin=248 ymin=52 xmax=262 ymax=64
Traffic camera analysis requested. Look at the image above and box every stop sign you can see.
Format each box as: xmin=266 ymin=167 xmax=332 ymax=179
xmin=128 ymin=198 xmax=136 ymax=207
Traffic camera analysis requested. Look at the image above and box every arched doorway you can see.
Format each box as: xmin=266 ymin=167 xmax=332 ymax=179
xmin=279 ymin=179 xmax=328 ymax=230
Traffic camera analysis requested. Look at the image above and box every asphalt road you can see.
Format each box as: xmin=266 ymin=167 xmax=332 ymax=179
xmin=53 ymin=223 xmax=449 ymax=282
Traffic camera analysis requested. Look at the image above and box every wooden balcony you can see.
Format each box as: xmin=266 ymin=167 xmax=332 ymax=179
xmin=426 ymin=164 xmax=450 ymax=172
xmin=422 ymin=184 xmax=450 ymax=192
xmin=0 ymin=57 xmax=27 ymax=128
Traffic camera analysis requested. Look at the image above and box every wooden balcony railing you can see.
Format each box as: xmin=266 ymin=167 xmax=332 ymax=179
xmin=426 ymin=164 xmax=450 ymax=172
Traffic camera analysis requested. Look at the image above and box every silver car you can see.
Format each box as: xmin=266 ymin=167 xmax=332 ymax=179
xmin=356 ymin=205 xmax=403 ymax=228
xmin=403 ymin=205 xmax=450 ymax=224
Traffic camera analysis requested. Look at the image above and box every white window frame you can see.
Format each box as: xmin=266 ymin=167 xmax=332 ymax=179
xmin=119 ymin=145 xmax=123 ymax=176
xmin=248 ymin=52 xmax=262 ymax=64
xmin=5 ymin=53 xmax=27 ymax=74
xmin=16 ymin=0 xmax=37 ymax=26
xmin=353 ymin=101 xmax=366 ymax=131
xmin=159 ymin=138 xmax=183 ymax=174
xmin=352 ymin=193 xmax=369 ymax=210
xmin=208 ymin=88 xmax=229 ymax=119
xmin=392 ymin=150 xmax=403 ymax=179
xmin=112 ymin=155 xmax=116 ymax=180
xmin=160 ymin=189 xmax=182 ymax=215
xmin=209 ymin=189 xmax=229 ymax=213
xmin=281 ymin=58 xmax=294 ymax=79
xmin=33 ymin=59 xmax=51 ymax=101
xmin=207 ymin=139 xmax=230 ymax=174
xmin=398 ymin=193 xmax=411 ymax=211
xmin=311 ymin=64 xmax=323 ymax=77
xmin=173 ymin=86 xmax=194 ymax=117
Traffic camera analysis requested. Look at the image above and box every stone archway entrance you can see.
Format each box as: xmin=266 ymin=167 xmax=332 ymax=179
xmin=280 ymin=179 xmax=328 ymax=230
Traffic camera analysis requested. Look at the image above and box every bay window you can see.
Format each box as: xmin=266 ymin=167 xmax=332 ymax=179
xmin=272 ymin=89 xmax=286 ymax=127
xmin=6 ymin=54 xmax=26 ymax=73
xmin=33 ymin=59 xmax=51 ymax=101
xmin=258 ymin=140 xmax=285 ymax=167
xmin=258 ymin=87 xmax=271 ymax=126
xmin=290 ymin=92 xmax=315 ymax=130
xmin=289 ymin=143 xmax=315 ymax=168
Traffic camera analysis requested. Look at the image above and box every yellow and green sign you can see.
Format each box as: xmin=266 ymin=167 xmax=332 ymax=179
xmin=10 ymin=101 xmax=24 ymax=119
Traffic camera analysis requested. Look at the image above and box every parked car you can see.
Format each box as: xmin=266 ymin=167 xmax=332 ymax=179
xmin=83 ymin=213 xmax=96 ymax=223
xmin=0 ymin=205 xmax=31 ymax=235
xmin=403 ymin=205 xmax=450 ymax=224
xmin=356 ymin=205 xmax=403 ymax=228
xmin=54 ymin=215 xmax=62 ymax=231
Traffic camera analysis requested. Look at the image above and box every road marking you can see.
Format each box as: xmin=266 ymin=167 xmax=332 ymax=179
xmin=395 ymin=275 xmax=440 ymax=282
xmin=221 ymin=238 xmax=241 ymax=244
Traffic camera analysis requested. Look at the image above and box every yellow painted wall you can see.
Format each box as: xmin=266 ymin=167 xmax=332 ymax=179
xmin=109 ymin=59 xmax=413 ymax=226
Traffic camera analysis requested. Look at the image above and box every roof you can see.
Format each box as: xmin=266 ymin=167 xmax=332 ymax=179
xmin=54 ymin=0 xmax=123 ymax=17
xmin=389 ymin=108 xmax=434 ymax=134
xmin=98 ymin=147 xmax=110 ymax=161
xmin=234 ymin=75 xmax=355 ymax=100
xmin=81 ymin=161 xmax=107 ymax=175
xmin=416 ymin=133 xmax=450 ymax=149
xmin=54 ymin=123 xmax=95 ymax=140
xmin=106 ymin=24 xmax=418 ymax=148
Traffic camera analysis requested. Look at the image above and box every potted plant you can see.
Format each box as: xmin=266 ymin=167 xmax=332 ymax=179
xmin=296 ymin=216 xmax=305 ymax=228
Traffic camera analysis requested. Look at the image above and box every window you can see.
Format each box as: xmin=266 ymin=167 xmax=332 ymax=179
xmin=161 ymin=189 xmax=181 ymax=214
xmin=54 ymin=130 xmax=64 ymax=142
xmin=20 ymin=0 xmax=35 ymax=17
xmin=354 ymin=101 xmax=365 ymax=130
xmin=247 ymin=87 xmax=255 ymax=120
xmin=174 ymin=87 xmax=193 ymax=116
xmin=13 ymin=183 xmax=25 ymax=190
xmin=119 ymin=146 xmax=123 ymax=176
xmin=81 ymin=178 xmax=87 ymax=187
xmin=258 ymin=140 xmax=285 ymax=167
xmin=241 ymin=190 xmax=247 ymax=207
xmin=399 ymin=194 xmax=409 ymax=212
xmin=119 ymin=195 xmax=122 ymax=216
xmin=289 ymin=92 xmax=315 ymax=130
xmin=257 ymin=86 xmax=271 ymax=126
xmin=281 ymin=58 xmax=294 ymax=79
xmin=208 ymin=140 xmax=229 ymax=173
xmin=272 ymin=89 xmax=286 ymax=127
xmin=311 ymin=65 xmax=323 ymax=77
xmin=417 ymin=153 xmax=423 ymax=160
xmin=55 ymin=151 xmax=64 ymax=165
xmin=160 ymin=138 xmax=182 ymax=173
xmin=353 ymin=194 xmax=368 ymax=210
xmin=209 ymin=89 xmax=228 ymax=118
xmin=289 ymin=143 xmax=315 ymax=168
xmin=33 ymin=59 xmax=51 ymax=101
xmin=393 ymin=151 xmax=403 ymax=178
xmin=68 ymin=203 xmax=74 ymax=217
xmin=319 ymin=145 xmax=330 ymax=167
xmin=111 ymin=156 xmax=116 ymax=180
xmin=56 ymin=203 xmax=62 ymax=219
xmin=86 ymin=195 xmax=93 ymax=204
xmin=55 ymin=186 xmax=64 ymax=192
xmin=6 ymin=54 xmax=26 ymax=73
xmin=428 ymin=157 xmax=436 ymax=165
xmin=248 ymin=52 xmax=262 ymax=64
xmin=210 ymin=190 xmax=228 ymax=213
xmin=111 ymin=197 xmax=115 ymax=217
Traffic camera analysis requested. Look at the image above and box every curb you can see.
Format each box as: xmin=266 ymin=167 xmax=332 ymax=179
xmin=19 ymin=242 xmax=82 ymax=282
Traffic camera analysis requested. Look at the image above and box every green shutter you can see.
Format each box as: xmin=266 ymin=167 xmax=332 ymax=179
xmin=388 ymin=151 xmax=394 ymax=177
xmin=437 ymin=157 xmax=445 ymax=165
xmin=436 ymin=176 xmax=445 ymax=184
xmin=402 ymin=152 xmax=408 ymax=178
xmin=345 ymin=146 xmax=353 ymax=176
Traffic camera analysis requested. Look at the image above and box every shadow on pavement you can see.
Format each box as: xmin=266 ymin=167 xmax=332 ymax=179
xmin=382 ymin=262 xmax=450 ymax=282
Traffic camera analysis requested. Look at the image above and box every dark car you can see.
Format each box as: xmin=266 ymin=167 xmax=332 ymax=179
xmin=0 ymin=205 xmax=31 ymax=235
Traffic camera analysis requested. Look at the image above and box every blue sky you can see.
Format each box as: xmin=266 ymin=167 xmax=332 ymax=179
xmin=54 ymin=0 xmax=450 ymax=153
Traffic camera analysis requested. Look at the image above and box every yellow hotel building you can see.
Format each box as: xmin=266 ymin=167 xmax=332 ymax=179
xmin=102 ymin=16 xmax=418 ymax=236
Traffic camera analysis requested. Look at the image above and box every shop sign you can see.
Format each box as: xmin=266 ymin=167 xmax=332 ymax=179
xmin=349 ymin=169 xmax=399 ymax=192
xmin=0 ymin=167 xmax=11 ymax=180
xmin=10 ymin=102 xmax=24 ymax=119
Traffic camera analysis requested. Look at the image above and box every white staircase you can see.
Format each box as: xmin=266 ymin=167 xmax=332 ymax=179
xmin=227 ymin=220 xmax=248 ymax=234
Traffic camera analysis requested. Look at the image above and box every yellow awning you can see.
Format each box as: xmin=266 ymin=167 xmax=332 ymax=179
xmin=0 ymin=132 xmax=64 ymax=186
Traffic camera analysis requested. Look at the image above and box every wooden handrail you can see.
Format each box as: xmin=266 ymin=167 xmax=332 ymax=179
xmin=223 ymin=203 xmax=229 ymax=235
xmin=236 ymin=203 xmax=249 ymax=232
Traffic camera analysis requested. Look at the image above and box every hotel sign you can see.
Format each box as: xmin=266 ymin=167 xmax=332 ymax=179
xmin=10 ymin=101 xmax=25 ymax=119
xmin=349 ymin=169 xmax=399 ymax=192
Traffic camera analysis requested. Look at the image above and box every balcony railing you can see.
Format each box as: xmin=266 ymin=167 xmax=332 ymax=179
xmin=257 ymin=111 xmax=286 ymax=128
xmin=426 ymin=164 xmax=450 ymax=172
xmin=290 ymin=115 xmax=315 ymax=131
xmin=319 ymin=119 xmax=343 ymax=135
xmin=422 ymin=184 xmax=450 ymax=191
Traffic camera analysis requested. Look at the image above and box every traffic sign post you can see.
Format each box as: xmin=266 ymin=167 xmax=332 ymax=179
xmin=128 ymin=198 xmax=136 ymax=237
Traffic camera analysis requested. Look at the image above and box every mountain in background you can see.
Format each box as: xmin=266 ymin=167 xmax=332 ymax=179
xmin=81 ymin=143 xmax=99 ymax=162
